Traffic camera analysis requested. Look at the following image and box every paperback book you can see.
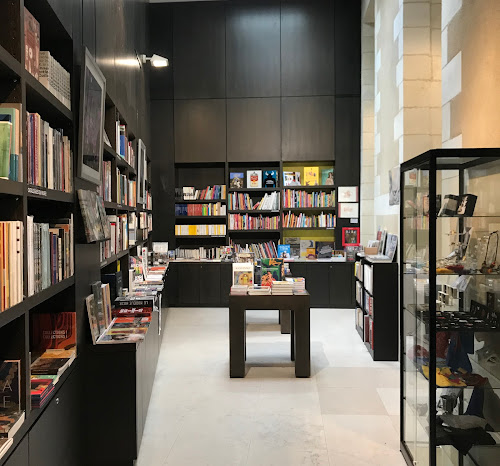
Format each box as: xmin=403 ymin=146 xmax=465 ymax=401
xmin=246 ymin=170 xmax=262 ymax=189
xmin=232 ymin=262 xmax=254 ymax=286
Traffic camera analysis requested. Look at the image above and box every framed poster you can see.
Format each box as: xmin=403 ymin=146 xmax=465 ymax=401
xmin=137 ymin=139 xmax=147 ymax=205
xmin=342 ymin=227 xmax=360 ymax=246
xmin=339 ymin=202 xmax=359 ymax=218
xmin=338 ymin=186 xmax=359 ymax=203
xmin=78 ymin=47 xmax=106 ymax=185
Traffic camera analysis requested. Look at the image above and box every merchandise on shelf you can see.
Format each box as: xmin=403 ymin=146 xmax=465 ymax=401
xmin=175 ymin=185 xmax=226 ymax=201
xmin=101 ymin=160 xmax=112 ymax=201
xmin=282 ymin=211 xmax=335 ymax=228
xmin=0 ymin=221 xmax=23 ymax=311
xmin=0 ymin=104 xmax=23 ymax=182
xmin=39 ymin=51 xmax=71 ymax=110
xmin=175 ymin=224 xmax=226 ymax=236
xmin=229 ymin=214 xmax=279 ymax=230
xmin=175 ymin=202 xmax=226 ymax=216
xmin=24 ymin=8 xmax=40 ymax=79
xmin=101 ymin=214 xmax=128 ymax=262
xmin=228 ymin=191 xmax=280 ymax=211
xmin=282 ymin=189 xmax=335 ymax=208
xmin=231 ymin=240 xmax=278 ymax=259
xmin=174 ymin=247 xmax=223 ymax=260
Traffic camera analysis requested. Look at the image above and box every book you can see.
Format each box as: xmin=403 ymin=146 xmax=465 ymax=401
xmin=0 ymin=361 xmax=21 ymax=410
xmin=0 ymin=115 xmax=12 ymax=180
xmin=0 ymin=105 xmax=22 ymax=181
xmin=0 ymin=221 xmax=24 ymax=311
xmin=232 ymin=262 xmax=254 ymax=286
xmin=299 ymin=240 xmax=316 ymax=259
xmin=30 ymin=378 xmax=55 ymax=408
xmin=321 ymin=168 xmax=334 ymax=185
xmin=284 ymin=237 xmax=301 ymax=259
xmin=78 ymin=190 xmax=109 ymax=242
xmin=39 ymin=52 xmax=71 ymax=110
xmin=263 ymin=170 xmax=278 ymax=188
xmin=246 ymin=170 xmax=262 ymax=189
xmin=97 ymin=333 xmax=145 ymax=344
xmin=338 ymin=203 xmax=359 ymax=218
xmin=31 ymin=312 xmax=77 ymax=351
xmin=101 ymin=272 xmax=123 ymax=302
xmin=338 ymin=186 xmax=358 ymax=202
xmin=24 ymin=8 xmax=40 ymax=79
xmin=283 ymin=171 xmax=301 ymax=186
xmin=277 ymin=244 xmax=291 ymax=259
xmin=0 ymin=410 xmax=24 ymax=439
xmin=316 ymin=241 xmax=334 ymax=259
xmin=304 ymin=167 xmax=319 ymax=186
xmin=230 ymin=172 xmax=244 ymax=189
xmin=0 ymin=437 xmax=13 ymax=460
xmin=30 ymin=358 xmax=70 ymax=375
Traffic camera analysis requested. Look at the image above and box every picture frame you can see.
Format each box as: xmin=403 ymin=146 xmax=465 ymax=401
xmin=338 ymin=186 xmax=358 ymax=203
xmin=342 ymin=227 xmax=360 ymax=246
xmin=137 ymin=139 xmax=147 ymax=205
xmin=78 ymin=47 xmax=106 ymax=185
xmin=339 ymin=202 xmax=359 ymax=218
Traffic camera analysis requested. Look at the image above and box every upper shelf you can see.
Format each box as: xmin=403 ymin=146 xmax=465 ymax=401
xmin=282 ymin=185 xmax=336 ymax=191
xmin=0 ymin=44 xmax=22 ymax=79
xmin=103 ymin=144 xmax=137 ymax=176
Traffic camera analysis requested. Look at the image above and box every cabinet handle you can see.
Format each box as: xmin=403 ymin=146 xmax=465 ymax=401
xmin=55 ymin=397 xmax=60 ymax=405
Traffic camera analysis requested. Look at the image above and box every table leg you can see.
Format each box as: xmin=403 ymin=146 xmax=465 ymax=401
xmin=293 ymin=305 xmax=310 ymax=377
xmin=229 ymin=304 xmax=246 ymax=377
xmin=290 ymin=310 xmax=295 ymax=361
xmin=280 ymin=309 xmax=291 ymax=334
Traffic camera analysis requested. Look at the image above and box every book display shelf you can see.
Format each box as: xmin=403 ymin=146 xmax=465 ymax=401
xmin=354 ymin=254 xmax=398 ymax=361
xmin=0 ymin=1 xmax=80 ymax=464
xmin=400 ymin=149 xmax=500 ymax=466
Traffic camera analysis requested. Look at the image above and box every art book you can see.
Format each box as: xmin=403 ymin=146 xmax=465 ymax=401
xmin=31 ymin=312 xmax=77 ymax=351
xmin=263 ymin=170 xmax=278 ymax=188
xmin=247 ymin=170 xmax=262 ymax=189
xmin=300 ymin=240 xmax=316 ymax=259
xmin=232 ymin=262 xmax=254 ymax=286
xmin=277 ymin=244 xmax=291 ymax=259
xmin=284 ymin=237 xmax=301 ymax=259
xmin=321 ymin=168 xmax=334 ymax=185
xmin=283 ymin=171 xmax=301 ymax=186
xmin=0 ymin=361 xmax=21 ymax=410
xmin=304 ymin=167 xmax=319 ymax=186
xmin=0 ymin=410 xmax=24 ymax=438
xmin=316 ymin=242 xmax=334 ymax=259
xmin=230 ymin=172 xmax=244 ymax=189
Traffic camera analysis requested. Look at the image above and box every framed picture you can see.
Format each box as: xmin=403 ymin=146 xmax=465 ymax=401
xmin=339 ymin=202 xmax=359 ymax=218
xmin=342 ymin=227 xmax=360 ymax=246
xmin=78 ymin=47 xmax=106 ymax=185
xmin=338 ymin=186 xmax=359 ymax=203
xmin=137 ymin=139 xmax=147 ymax=205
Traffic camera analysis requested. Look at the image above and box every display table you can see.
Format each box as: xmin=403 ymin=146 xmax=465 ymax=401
xmin=228 ymin=293 xmax=311 ymax=378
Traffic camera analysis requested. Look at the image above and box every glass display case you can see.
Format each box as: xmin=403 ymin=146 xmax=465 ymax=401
xmin=400 ymin=149 xmax=500 ymax=466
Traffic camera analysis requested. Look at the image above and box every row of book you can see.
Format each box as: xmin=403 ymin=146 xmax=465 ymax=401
xmin=175 ymin=224 xmax=226 ymax=236
xmin=174 ymin=247 xmax=223 ymax=260
xmin=101 ymin=160 xmax=112 ymax=201
xmin=229 ymin=214 xmax=279 ymax=231
xmin=283 ymin=167 xmax=334 ymax=186
xmin=175 ymin=203 xmax=226 ymax=216
xmin=116 ymin=171 xmax=137 ymax=207
xmin=100 ymin=214 xmax=129 ymax=262
xmin=175 ymin=185 xmax=227 ymax=200
xmin=282 ymin=212 xmax=335 ymax=228
xmin=145 ymin=190 xmax=152 ymax=210
xmin=0 ymin=222 xmax=23 ymax=312
xmin=27 ymin=112 xmax=72 ymax=192
xmin=26 ymin=215 xmax=74 ymax=296
xmin=228 ymin=191 xmax=280 ymax=211
xmin=25 ymin=8 xmax=71 ymax=110
xmin=229 ymin=170 xmax=278 ymax=189
xmin=0 ymin=104 xmax=22 ymax=181
xmin=282 ymin=189 xmax=335 ymax=208
xmin=116 ymin=123 xmax=135 ymax=168
xmin=78 ymin=190 xmax=111 ymax=243
xmin=283 ymin=238 xmax=336 ymax=259
xmin=231 ymin=241 xmax=279 ymax=259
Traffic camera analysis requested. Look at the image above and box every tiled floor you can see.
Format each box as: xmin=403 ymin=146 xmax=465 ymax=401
xmin=137 ymin=307 xmax=405 ymax=466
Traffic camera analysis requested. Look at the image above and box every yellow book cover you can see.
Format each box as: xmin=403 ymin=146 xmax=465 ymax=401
xmin=188 ymin=225 xmax=197 ymax=235
xmin=304 ymin=167 xmax=319 ymax=186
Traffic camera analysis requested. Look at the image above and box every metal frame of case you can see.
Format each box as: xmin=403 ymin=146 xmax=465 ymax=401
xmin=400 ymin=148 xmax=500 ymax=466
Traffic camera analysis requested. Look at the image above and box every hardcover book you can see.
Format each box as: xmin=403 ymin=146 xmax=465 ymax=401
xmin=283 ymin=171 xmax=301 ymax=186
xmin=316 ymin=242 xmax=334 ymax=259
xmin=24 ymin=8 xmax=40 ymax=79
xmin=30 ymin=358 xmax=70 ymax=375
xmin=300 ymin=240 xmax=315 ymax=259
xmin=321 ymin=168 xmax=334 ymax=185
xmin=284 ymin=237 xmax=301 ymax=259
xmin=0 ymin=115 xmax=12 ymax=180
xmin=0 ymin=437 xmax=13 ymax=459
xmin=0 ymin=361 xmax=21 ymax=410
xmin=277 ymin=244 xmax=291 ymax=259
xmin=232 ymin=262 xmax=254 ymax=286
xmin=230 ymin=172 xmax=244 ymax=189
xmin=0 ymin=410 xmax=25 ymax=438
xmin=31 ymin=312 xmax=77 ymax=351
xmin=304 ymin=167 xmax=319 ymax=186
xmin=246 ymin=170 xmax=262 ymax=189
xmin=263 ymin=170 xmax=278 ymax=188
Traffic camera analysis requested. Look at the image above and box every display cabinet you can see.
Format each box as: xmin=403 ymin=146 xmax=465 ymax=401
xmin=400 ymin=149 xmax=500 ymax=466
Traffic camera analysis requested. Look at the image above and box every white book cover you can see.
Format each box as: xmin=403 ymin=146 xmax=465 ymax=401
xmin=27 ymin=216 xmax=34 ymax=296
xmin=232 ymin=262 xmax=254 ymax=286
xmin=247 ymin=170 xmax=262 ymax=189
xmin=47 ymin=126 xmax=53 ymax=189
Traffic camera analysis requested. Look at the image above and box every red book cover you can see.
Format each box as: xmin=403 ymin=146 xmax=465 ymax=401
xmin=112 ymin=307 xmax=152 ymax=318
xmin=31 ymin=312 xmax=77 ymax=351
xmin=24 ymin=8 xmax=40 ymax=79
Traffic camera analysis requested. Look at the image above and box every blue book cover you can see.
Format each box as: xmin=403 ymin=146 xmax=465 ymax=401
xmin=263 ymin=170 xmax=278 ymax=188
xmin=277 ymin=244 xmax=291 ymax=259
xmin=119 ymin=135 xmax=126 ymax=157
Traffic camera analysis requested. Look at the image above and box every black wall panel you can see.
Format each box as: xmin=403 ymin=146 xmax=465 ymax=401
xmin=334 ymin=1 xmax=361 ymax=95
xmin=227 ymin=98 xmax=281 ymax=161
xmin=173 ymin=2 xmax=226 ymax=99
xmin=82 ymin=0 xmax=96 ymax=57
xmin=226 ymin=1 xmax=281 ymax=98
xmin=281 ymin=0 xmax=335 ymax=96
xmin=95 ymin=0 xmax=117 ymax=103
xmin=282 ymin=96 xmax=335 ymax=161
xmin=47 ymin=0 xmax=73 ymax=37
xmin=3 ymin=436 xmax=29 ymax=466
xmin=174 ymin=99 xmax=226 ymax=163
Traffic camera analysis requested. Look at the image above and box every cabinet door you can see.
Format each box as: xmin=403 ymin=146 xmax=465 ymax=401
xmin=220 ymin=263 xmax=232 ymax=306
xmin=29 ymin=367 xmax=82 ymax=466
xmin=305 ymin=264 xmax=330 ymax=307
xmin=177 ymin=264 xmax=200 ymax=306
xmin=4 ymin=435 xmax=29 ymax=466
xmin=329 ymin=264 xmax=355 ymax=309
xmin=200 ymin=264 xmax=221 ymax=306
xmin=165 ymin=263 xmax=178 ymax=307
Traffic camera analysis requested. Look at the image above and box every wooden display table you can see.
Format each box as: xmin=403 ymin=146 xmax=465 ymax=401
xmin=228 ymin=292 xmax=311 ymax=378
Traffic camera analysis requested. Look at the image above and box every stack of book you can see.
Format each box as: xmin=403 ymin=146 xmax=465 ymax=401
xmin=39 ymin=51 xmax=71 ymax=110
xmin=248 ymin=285 xmax=271 ymax=296
xmin=145 ymin=191 xmax=152 ymax=210
xmin=230 ymin=285 xmax=248 ymax=295
xmin=27 ymin=112 xmax=72 ymax=192
xmin=31 ymin=348 xmax=76 ymax=384
xmin=286 ymin=277 xmax=306 ymax=294
xmin=0 ymin=103 xmax=22 ymax=181
xmin=30 ymin=378 xmax=55 ymax=409
xmin=271 ymin=281 xmax=294 ymax=295
xmin=115 ymin=123 xmax=135 ymax=168
xmin=0 ymin=221 xmax=23 ymax=311
xmin=26 ymin=215 xmax=74 ymax=295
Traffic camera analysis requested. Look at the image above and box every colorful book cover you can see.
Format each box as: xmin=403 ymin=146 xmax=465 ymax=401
xmin=261 ymin=266 xmax=280 ymax=286
xmin=300 ymin=240 xmax=315 ymax=259
xmin=261 ymin=258 xmax=284 ymax=280
xmin=263 ymin=170 xmax=278 ymax=188
xmin=24 ymin=7 xmax=40 ymax=79
xmin=31 ymin=312 xmax=77 ymax=351
xmin=0 ymin=410 xmax=24 ymax=436
xmin=232 ymin=262 xmax=254 ymax=286
xmin=0 ymin=115 xmax=12 ymax=179
xmin=321 ymin=168 xmax=334 ymax=185
xmin=304 ymin=167 xmax=319 ymax=186
xmin=230 ymin=172 xmax=244 ymax=189
xmin=284 ymin=237 xmax=301 ymax=258
xmin=277 ymin=244 xmax=291 ymax=259
xmin=283 ymin=171 xmax=301 ymax=186
xmin=246 ymin=170 xmax=262 ymax=189
xmin=30 ymin=358 xmax=69 ymax=375
xmin=0 ymin=361 xmax=21 ymax=409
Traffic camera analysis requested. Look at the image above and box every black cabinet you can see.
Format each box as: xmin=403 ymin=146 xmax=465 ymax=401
xmin=165 ymin=262 xmax=178 ymax=307
xmin=220 ymin=263 xmax=232 ymax=307
xmin=199 ymin=264 xmax=221 ymax=306
xmin=329 ymin=263 xmax=354 ymax=309
xmin=173 ymin=2 xmax=226 ymax=99
xmin=176 ymin=263 xmax=200 ymax=306
xmin=174 ymin=99 xmax=226 ymax=163
xmin=226 ymin=1 xmax=281 ymax=97
xmin=29 ymin=366 xmax=82 ymax=466
xmin=282 ymin=96 xmax=335 ymax=161
xmin=3 ymin=436 xmax=28 ymax=466
xmin=227 ymin=98 xmax=281 ymax=162
xmin=305 ymin=263 xmax=331 ymax=307
xmin=281 ymin=0 xmax=335 ymax=96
